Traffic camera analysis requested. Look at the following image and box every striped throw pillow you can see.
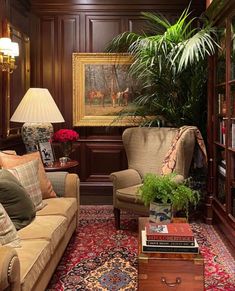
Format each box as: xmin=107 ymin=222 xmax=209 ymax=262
xmin=0 ymin=203 xmax=21 ymax=247
xmin=8 ymin=159 xmax=45 ymax=211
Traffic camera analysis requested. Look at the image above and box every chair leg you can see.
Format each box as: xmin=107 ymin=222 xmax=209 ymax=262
xmin=114 ymin=207 xmax=121 ymax=229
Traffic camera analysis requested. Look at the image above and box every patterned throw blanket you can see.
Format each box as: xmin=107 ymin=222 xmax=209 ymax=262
xmin=161 ymin=126 xmax=208 ymax=175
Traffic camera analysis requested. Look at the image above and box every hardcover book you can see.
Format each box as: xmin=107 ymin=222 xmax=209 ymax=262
xmin=142 ymin=230 xmax=199 ymax=254
xmin=146 ymin=239 xmax=195 ymax=246
xmin=145 ymin=222 xmax=194 ymax=241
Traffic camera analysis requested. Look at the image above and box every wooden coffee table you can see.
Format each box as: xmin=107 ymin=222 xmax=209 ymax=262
xmin=138 ymin=217 xmax=204 ymax=290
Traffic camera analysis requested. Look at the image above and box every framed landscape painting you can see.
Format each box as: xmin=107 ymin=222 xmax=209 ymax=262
xmin=72 ymin=53 xmax=142 ymax=126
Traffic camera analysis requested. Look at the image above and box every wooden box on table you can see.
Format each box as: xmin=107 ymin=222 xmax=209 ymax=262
xmin=138 ymin=217 xmax=204 ymax=290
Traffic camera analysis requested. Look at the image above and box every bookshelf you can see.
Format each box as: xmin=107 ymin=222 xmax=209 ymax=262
xmin=206 ymin=0 xmax=235 ymax=248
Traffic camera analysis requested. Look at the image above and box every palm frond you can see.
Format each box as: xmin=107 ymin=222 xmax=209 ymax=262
xmin=106 ymin=32 xmax=142 ymax=52
xmin=141 ymin=11 xmax=171 ymax=31
xmin=178 ymin=27 xmax=218 ymax=71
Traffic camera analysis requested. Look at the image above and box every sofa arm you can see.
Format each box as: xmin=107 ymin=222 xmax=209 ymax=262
xmin=46 ymin=172 xmax=80 ymax=200
xmin=0 ymin=246 xmax=20 ymax=291
xmin=110 ymin=169 xmax=142 ymax=190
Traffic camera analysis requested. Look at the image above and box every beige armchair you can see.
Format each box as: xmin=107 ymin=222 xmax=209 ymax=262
xmin=110 ymin=127 xmax=197 ymax=229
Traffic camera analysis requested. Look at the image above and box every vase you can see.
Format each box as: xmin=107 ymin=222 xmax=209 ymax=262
xmin=149 ymin=202 xmax=172 ymax=224
xmin=61 ymin=141 xmax=73 ymax=158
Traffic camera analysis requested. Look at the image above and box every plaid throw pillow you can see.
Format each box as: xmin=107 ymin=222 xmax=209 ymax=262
xmin=8 ymin=159 xmax=45 ymax=211
xmin=0 ymin=151 xmax=57 ymax=199
xmin=0 ymin=203 xmax=21 ymax=247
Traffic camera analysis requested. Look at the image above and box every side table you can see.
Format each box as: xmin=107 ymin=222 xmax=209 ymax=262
xmin=138 ymin=217 xmax=204 ymax=290
xmin=44 ymin=160 xmax=79 ymax=172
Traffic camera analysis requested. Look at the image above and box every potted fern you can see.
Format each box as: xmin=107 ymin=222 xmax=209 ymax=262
xmin=138 ymin=173 xmax=200 ymax=223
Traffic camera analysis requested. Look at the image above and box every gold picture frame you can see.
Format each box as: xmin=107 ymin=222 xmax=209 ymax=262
xmin=72 ymin=53 xmax=142 ymax=126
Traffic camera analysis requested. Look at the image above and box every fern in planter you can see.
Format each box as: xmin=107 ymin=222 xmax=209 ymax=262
xmin=139 ymin=173 xmax=177 ymax=205
xmin=172 ymin=181 xmax=200 ymax=219
xmin=139 ymin=173 xmax=200 ymax=220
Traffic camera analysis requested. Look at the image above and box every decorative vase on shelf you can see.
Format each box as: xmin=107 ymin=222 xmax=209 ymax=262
xmin=61 ymin=141 xmax=73 ymax=159
xmin=53 ymin=129 xmax=79 ymax=162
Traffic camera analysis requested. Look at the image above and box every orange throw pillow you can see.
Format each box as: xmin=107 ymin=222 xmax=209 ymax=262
xmin=0 ymin=151 xmax=56 ymax=199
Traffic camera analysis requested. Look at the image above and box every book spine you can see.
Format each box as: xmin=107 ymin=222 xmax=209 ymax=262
xmin=146 ymin=235 xmax=194 ymax=241
xmin=218 ymin=164 xmax=226 ymax=177
xmin=142 ymin=245 xmax=199 ymax=253
xmin=232 ymin=122 xmax=235 ymax=148
xmin=222 ymin=118 xmax=226 ymax=145
xmin=146 ymin=240 xmax=195 ymax=246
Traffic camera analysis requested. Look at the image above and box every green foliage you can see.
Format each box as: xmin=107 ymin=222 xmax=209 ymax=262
xmin=106 ymin=5 xmax=218 ymax=138
xmin=139 ymin=173 xmax=177 ymax=205
xmin=139 ymin=173 xmax=200 ymax=219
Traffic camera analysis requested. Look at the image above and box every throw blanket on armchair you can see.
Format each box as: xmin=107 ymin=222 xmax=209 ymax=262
xmin=161 ymin=126 xmax=207 ymax=175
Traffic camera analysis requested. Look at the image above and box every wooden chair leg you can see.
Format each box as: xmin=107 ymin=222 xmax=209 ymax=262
xmin=114 ymin=207 xmax=121 ymax=229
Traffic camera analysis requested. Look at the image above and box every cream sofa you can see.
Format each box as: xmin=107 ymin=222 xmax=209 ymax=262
xmin=0 ymin=171 xmax=80 ymax=291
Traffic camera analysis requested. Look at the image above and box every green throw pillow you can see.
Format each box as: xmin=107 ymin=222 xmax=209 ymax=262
xmin=0 ymin=169 xmax=36 ymax=230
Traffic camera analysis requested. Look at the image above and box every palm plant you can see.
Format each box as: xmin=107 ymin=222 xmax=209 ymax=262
xmin=106 ymin=6 xmax=218 ymax=135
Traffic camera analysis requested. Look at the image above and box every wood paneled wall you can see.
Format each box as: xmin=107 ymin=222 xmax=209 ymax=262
xmin=0 ymin=0 xmax=206 ymax=204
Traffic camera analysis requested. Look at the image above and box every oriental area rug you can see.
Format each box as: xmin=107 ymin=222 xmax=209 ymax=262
xmin=47 ymin=205 xmax=235 ymax=291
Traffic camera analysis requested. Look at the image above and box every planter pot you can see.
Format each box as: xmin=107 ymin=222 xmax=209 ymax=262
xmin=149 ymin=202 xmax=172 ymax=224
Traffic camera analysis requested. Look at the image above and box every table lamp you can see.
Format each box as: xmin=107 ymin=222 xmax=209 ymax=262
xmin=10 ymin=88 xmax=65 ymax=152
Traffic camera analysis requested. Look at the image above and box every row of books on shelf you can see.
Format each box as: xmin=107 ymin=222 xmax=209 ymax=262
xmin=141 ymin=222 xmax=199 ymax=254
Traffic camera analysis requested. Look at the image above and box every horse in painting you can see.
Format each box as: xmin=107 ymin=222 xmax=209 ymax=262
xmin=111 ymin=88 xmax=130 ymax=107
xmin=87 ymin=90 xmax=105 ymax=107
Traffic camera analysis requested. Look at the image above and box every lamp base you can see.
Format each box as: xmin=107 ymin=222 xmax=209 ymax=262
xmin=21 ymin=122 xmax=53 ymax=152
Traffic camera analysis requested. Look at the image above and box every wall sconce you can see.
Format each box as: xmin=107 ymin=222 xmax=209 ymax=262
xmin=0 ymin=37 xmax=19 ymax=73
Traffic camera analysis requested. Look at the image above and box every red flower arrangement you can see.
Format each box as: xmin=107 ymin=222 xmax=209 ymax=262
xmin=53 ymin=129 xmax=79 ymax=143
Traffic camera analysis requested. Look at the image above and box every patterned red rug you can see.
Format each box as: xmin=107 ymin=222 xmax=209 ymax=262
xmin=47 ymin=205 xmax=235 ymax=291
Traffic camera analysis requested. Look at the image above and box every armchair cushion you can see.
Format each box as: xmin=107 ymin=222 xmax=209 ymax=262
xmin=116 ymin=184 xmax=143 ymax=204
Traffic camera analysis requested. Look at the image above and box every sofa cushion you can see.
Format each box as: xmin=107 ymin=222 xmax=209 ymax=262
xmin=37 ymin=197 xmax=77 ymax=223
xmin=15 ymin=239 xmax=51 ymax=291
xmin=116 ymin=184 xmax=144 ymax=204
xmin=18 ymin=215 xmax=67 ymax=252
xmin=8 ymin=159 xmax=45 ymax=211
xmin=0 ymin=203 xmax=21 ymax=247
xmin=0 ymin=151 xmax=57 ymax=199
xmin=0 ymin=169 xmax=36 ymax=230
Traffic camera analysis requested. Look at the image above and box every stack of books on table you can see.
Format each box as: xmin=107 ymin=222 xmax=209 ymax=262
xmin=141 ymin=222 xmax=199 ymax=254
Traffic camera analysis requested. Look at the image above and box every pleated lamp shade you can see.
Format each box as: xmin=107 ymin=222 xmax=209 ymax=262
xmin=10 ymin=88 xmax=65 ymax=152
